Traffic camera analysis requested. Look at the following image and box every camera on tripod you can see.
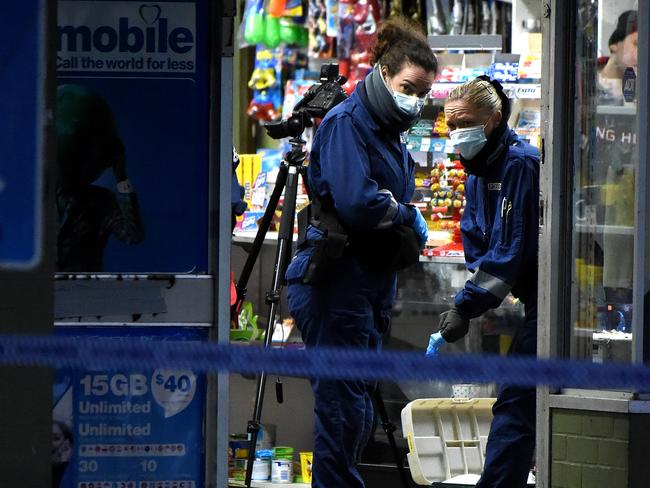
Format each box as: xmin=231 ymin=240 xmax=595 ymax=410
xmin=264 ymin=63 xmax=348 ymax=140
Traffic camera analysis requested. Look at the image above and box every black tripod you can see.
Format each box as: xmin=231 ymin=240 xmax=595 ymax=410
xmin=372 ymin=387 xmax=412 ymax=488
xmin=233 ymin=136 xmax=308 ymax=487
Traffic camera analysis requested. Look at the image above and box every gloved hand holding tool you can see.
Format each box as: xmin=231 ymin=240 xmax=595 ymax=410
xmin=426 ymin=307 xmax=470 ymax=357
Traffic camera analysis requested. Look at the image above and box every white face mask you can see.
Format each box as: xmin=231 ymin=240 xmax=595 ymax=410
xmin=449 ymin=125 xmax=488 ymax=159
xmin=381 ymin=65 xmax=426 ymax=117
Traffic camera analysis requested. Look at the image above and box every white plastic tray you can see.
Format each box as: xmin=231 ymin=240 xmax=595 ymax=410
xmin=401 ymin=398 xmax=496 ymax=485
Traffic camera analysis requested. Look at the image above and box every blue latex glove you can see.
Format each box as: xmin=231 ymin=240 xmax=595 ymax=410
xmin=411 ymin=207 xmax=428 ymax=249
xmin=426 ymin=331 xmax=447 ymax=357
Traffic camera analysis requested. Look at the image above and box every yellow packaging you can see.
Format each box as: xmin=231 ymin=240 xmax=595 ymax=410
xmin=238 ymin=154 xmax=263 ymax=208
xmin=574 ymin=258 xmax=603 ymax=289
xmin=499 ymin=335 xmax=513 ymax=355
xmin=300 ymin=452 xmax=313 ymax=483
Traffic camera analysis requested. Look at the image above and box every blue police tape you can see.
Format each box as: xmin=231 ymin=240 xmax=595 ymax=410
xmin=1 ymin=333 xmax=650 ymax=390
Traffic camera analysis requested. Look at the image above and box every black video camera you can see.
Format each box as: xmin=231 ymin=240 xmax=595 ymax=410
xmin=265 ymin=63 xmax=348 ymax=140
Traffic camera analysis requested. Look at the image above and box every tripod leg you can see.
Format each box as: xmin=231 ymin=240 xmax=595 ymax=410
xmin=372 ymin=387 xmax=412 ymax=488
xmin=298 ymin=164 xmax=312 ymax=202
xmin=244 ymin=158 xmax=302 ymax=487
xmin=232 ymin=164 xmax=288 ymax=318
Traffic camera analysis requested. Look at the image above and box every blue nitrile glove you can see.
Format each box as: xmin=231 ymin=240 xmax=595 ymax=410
xmin=426 ymin=331 xmax=447 ymax=357
xmin=411 ymin=207 xmax=428 ymax=249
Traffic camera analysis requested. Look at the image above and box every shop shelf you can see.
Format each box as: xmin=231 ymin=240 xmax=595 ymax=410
xmin=428 ymin=35 xmax=503 ymax=51
xmin=596 ymin=105 xmax=637 ymax=116
xmin=234 ymin=231 xmax=467 ymax=266
xmin=430 ymin=82 xmax=541 ymax=100
xmin=420 ymin=255 xmax=465 ymax=265
xmin=233 ymin=231 xmax=297 ymax=244
xmin=229 ymin=480 xmax=310 ymax=488
xmin=407 ymin=135 xmax=452 ymax=154
xmin=575 ymin=224 xmax=634 ymax=235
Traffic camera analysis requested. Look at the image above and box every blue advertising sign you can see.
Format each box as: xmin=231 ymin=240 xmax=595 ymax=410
xmin=53 ymin=327 xmax=207 ymax=488
xmin=56 ymin=0 xmax=209 ymax=273
xmin=0 ymin=1 xmax=44 ymax=269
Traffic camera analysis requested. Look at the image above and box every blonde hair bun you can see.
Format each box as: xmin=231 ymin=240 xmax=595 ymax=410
xmin=447 ymin=78 xmax=503 ymax=116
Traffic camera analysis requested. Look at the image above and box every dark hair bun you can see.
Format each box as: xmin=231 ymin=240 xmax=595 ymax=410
xmin=371 ymin=17 xmax=437 ymax=76
xmin=608 ymin=10 xmax=638 ymax=47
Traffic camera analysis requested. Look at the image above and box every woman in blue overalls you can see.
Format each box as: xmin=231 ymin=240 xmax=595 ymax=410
xmin=285 ymin=18 xmax=437 ymax=488
xmin=427 ymin=77 xmax=541 ymax=487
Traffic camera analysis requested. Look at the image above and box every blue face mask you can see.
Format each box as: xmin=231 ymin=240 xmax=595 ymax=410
xmin=392 ymin=91 xmax=426 ymax=117
xmin=449 ymin=125 xmax=488 ymax=160
xmin=381 ymin=65 xmax=426 ymax=117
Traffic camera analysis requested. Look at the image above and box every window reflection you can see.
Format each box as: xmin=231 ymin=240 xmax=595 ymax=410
xmin=598 ymin=10 xmax=638 ymax=105
xmin=573 ymin=3 xmax=638 ymax=363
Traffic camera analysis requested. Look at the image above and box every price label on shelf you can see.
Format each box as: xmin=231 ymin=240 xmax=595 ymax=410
xmin=430 ymin=84 xmax=455 ymax=99
xmin=503 ymin=84 xmax=541 ymax=99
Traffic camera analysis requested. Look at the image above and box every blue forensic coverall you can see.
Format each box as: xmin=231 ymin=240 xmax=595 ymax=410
xmin=456 ymin=129 xmax=540 ymax=488
xmin=285 ymin=83 xmax=416 ymax=488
